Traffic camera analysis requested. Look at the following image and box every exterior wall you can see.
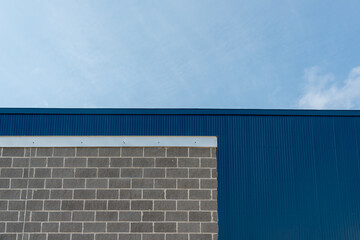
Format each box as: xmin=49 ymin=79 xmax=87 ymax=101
xmin=0 ymin=147 xmax=218 ymax=240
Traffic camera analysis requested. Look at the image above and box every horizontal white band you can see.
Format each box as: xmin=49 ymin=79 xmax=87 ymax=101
xmin=0 ymin=136 xmax=217 ymax=147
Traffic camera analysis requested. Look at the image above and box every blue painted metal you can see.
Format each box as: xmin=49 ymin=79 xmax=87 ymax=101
xmin=1 ymin=109 xmax=360 ymax=240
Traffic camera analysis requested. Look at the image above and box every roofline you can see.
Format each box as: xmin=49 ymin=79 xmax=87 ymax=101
xmin=0 ymin=108 xmax=360 ymax=116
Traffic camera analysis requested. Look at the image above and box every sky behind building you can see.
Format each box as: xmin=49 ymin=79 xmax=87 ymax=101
xmin=0 ymin=0 xmax=359 ymax=109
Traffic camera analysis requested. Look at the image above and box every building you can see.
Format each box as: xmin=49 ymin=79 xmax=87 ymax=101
xmin=0 ymin=108 xmax=360 ymax=240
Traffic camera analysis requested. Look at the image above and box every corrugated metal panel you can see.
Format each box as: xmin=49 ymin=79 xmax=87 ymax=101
xmin=1 ymin=110 xmax=360 ymax=240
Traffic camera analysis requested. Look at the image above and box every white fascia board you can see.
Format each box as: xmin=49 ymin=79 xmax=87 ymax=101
xmin=0 ymin=136 xmax=217 ymax=147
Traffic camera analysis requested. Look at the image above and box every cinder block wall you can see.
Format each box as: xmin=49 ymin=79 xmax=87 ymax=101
xmin=0 ymin=147 xmax=218 ymax=240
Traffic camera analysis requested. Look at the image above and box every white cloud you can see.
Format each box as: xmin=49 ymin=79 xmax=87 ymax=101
xmin=298 ymin=66 xmax=360 ymax=109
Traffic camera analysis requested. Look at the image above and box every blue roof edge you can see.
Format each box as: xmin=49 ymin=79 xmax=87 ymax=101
xmin=0 ymin=108 xmax=360 ymax=116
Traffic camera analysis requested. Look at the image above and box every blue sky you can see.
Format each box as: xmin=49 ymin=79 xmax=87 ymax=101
xmin=0 ymin=0 xmax=360 ymax=109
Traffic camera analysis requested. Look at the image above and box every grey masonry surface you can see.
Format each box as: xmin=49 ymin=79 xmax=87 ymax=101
xmin=0 ymin=147 xmax=218 ymax=240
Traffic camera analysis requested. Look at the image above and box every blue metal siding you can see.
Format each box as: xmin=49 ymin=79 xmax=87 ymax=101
xmin=1 ymin=111 xmax=360 ymax=240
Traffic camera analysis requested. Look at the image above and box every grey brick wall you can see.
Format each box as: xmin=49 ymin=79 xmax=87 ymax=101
xmin=0 ymin=147 xmax=218 ymax=240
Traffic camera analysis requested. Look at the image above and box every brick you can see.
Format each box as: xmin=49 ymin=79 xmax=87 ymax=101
xmin=118 ymin=234 xmax=141 ymax=240
xmin=120 ymin=190 xmax=142 ymax=199
xmin=99 ymin=148 xmax=120 ymax=157
xmin=178 ymin=158 xmax=199 ymax=167
xmin=33 ymin=190 xmax=50 ymax=199
xmin=12 ymin=158 xmax=29 ymax=167
xmin=0 ymin=158 xmax=11 ymax=167
xmin=189 ymin=169 xmax=210 ymax=178
xmin=2 ymin=148 xmax=24 ymax=157
xmin=212 ymin=190 xmax=217 ymax=200
xmin=189 ymin=148 xmax=210 ymax=157
xmin=0 ymin=179 xmax=9 ymax=188
xmin=132 ymin=179 xmax=153 ymax=188
xmin=109 ymin=179 xmax=130 ymax=188
xmin=131 ymin=223 xmax=153 ymax=232
xmin=177 ymin=201 xmax=199 ymax=210
xmin=121 ymin=168 xmax=142 ymax=178
xmin=154 ymin=223 xmax=176 ymax=232
xmin=0 ymin=211 xmax=18 ymax=221
xmin=44 ymin=200 xmax=61 ymax=210
xmin=200 ymin=179 xmax=217 ymax=189
xmin=85 ymin=200 xmax=107 ymax=210
xmin=52 ymin=168 xmax=74 ymax=178
xmin=1 ymin=168 xmax=23 ymax=178
xmin=49 ymin=212 xmax=71 ymax=221
xmin=65 ymin=157 xmax=86 ymax=167
xmin=8 ymin=201 xmax=25 ymax=210
xmin=53 ymin=148 xmax=75 ymax=156
xmin=142 ymin=212 xmax=164 ymax=221
xmin=96 ymin=211 xmax=118 ymax=221
xmin=166 ymin=211 xmax=188 ymax=221
xmin=178 ymin=179 xmax=199 ymax=189
xmin=64 ymin=179 xmax=85 ymax=188
xmin=166 ymin=190 xmax=188 ymax=199
xmin=155 ymin=158 xmax=177 ymax=167
xmin=42 ymin=223 xmax=59 ymax=232
xmin=189 ymin=212 xmax=211 ymax=221
xmin=201 ymin=201 xmax=217 ymax=210
xmin=0 ymin=201 xmax=8 ymax=210
xmin=143 ymin=234 xmax=165 ymax=240
xmin=155 ymin=179 xmax=176 ymax=188
xmin=11 ymin=179 xmax=27 ymax=188
xmin=122 ymin=148 xmax=143 ymax=157
xmin=61 ymin=200 xmax=83 ymax=210
xmin=166 ymin=234 xmax=188 ymax=240
xmin=46 ymin=179 xmax=62 ymax=188
xmin=98 ymin=168 xmax=119 ymax=178
xmin=144 ymin=147 xmax=166 ymax=157
xmin=28 ymin=179 xmax=45 ymax=188
xmin=166 ymin=168 xmax=188 ymax=178
xmin=88 ymin=158 xmax=109 ymax=167
xmin=212 ymin=212 xmax=218 ymax=222
xmin=212 ymin=169 xmax=217 ymax=178
xmin=48 ymin=234 xmax=71 ymax=240
xmin=110 ymin=158 xmax=132 ymax=167
xmin=201 ymin=223 xmax=218 ymax=233
xmin=167 ymin=148 xmax=188 ymax=157
xmin=211 ymin=148 xmax=217 ymax=157
xmin=35 ymin=168 xmax=52 ymax=178
xmin=118 ymin=212 xmax=141 ymax=221
xmin=75 ymin=168 xmax=97 ymax=178
xmin=48 ymin=157 xmax=64 ymax=167
xmin=29 ymin=234 xmax=47 ymax=240
xmin=178 ymin=223 xmax=200 ymax=233
xmin=24 ymin=222 xmax=41 ymax=232
xmin=190 ymin=190 xmax=211 ymax=199
xmin=144 ymin=168 xmax=165 ymax=178
xmin=97 ymin=190 xmax=118 ymax=199
xmin=189 ymin=234 xmax=212 ymax=240
xmin=107 ymin=223 xmax=129 ymax=232
xmin=77 ymin=147 xmax=98 ymax=156
xmin=154 ymin=201 xmax=176 ymax=210
xmin=72 ymin=234 xmax=95 ymax=240
xmin=0 ymin=234 xmax=16 ymax=240
xmin=6 ymin=222 xmax=24 ymax=232
xmin=0 ymin=190 xmax=20 ymax=199
xmin=30 ymin=158 xmax=46 ymax=167
xmin=31 ymin=212 xmax=48 ymax=221
xmin=131 ymin=200 xmax=153 ymax=210
xmin=73 ymin=211 xmax=95 ymax=221
xmin=86 ymin=179 xmax=107 ymax=188
xmin=95 ymin=234 xmax=118 ymax=240
xmin=50 ymin=190 xmax=72 ymax=199
xmin=84 ymin=223 xmax=106 ymax=232
xmin=133 ymin=158 xmax=154 ymax=167
xmin=74 ymin=190 xmax=96 ymax=199
xmin=60 ymin=223 xmax=82 ymax=232
xmin=143 ymin=190 xmax=164 ymax=199
xmin=201 ymin=158 xmax=216 ymax=168
xmin=108 ymin=200 xmax=130 ymax=210
xmin=37 ymin=147 xmax=53 ymax=156
xmin=23 ymin=168 xmax=34 ymax=178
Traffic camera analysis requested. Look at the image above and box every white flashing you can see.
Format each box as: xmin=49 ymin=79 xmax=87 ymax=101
xmin=0 ymin=136 xmax=217 ymax=147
